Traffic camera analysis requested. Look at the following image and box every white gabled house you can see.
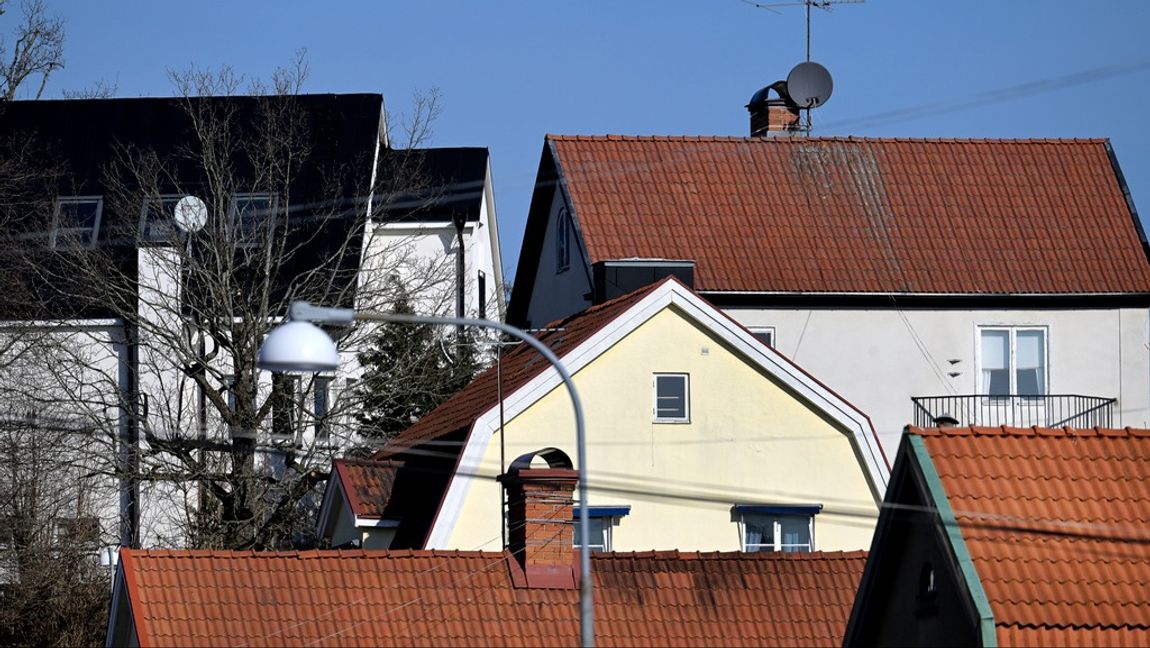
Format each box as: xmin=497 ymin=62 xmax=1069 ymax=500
xmin=0 ymin=95 xmax=504 ymax=554
xmin=508 ymin=134 xmax=1150 ymax=455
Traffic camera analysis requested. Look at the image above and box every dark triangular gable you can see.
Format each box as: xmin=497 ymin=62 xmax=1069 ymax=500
xmin=104 ymin=560 xmax=139 ymax=648
xmin=844 ymin=434 xmax=995 ymax=647
xmin=506 ymin=138 xmax=597 ymax=328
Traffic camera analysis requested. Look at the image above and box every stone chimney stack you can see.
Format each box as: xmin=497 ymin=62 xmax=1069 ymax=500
xmin=501 ymin=448 xmax=578 ymax=589
xmin=747 ymin=80 xmax=802 ymax=136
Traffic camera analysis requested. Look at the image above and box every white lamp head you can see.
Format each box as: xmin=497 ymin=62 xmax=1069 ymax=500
xmin=258 ymin=320 xmax=340 ymax=373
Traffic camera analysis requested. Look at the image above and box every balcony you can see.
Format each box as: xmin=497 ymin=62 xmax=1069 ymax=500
xmin=912 ymin=394 xmax=1116 ymax=429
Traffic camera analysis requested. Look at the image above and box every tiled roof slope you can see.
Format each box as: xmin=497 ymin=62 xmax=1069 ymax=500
xmin=909 ymin=425 xmax=1150 ymax=646
xmin=374 ymin=278 xmax=663 ymax=459
xmin=332 ymin=459 xmax=403 ymax=519
xmin=118 ymin=548 xmax=867 ymax=647
xmin=550 ymin=135 xmax=1150 ymax=295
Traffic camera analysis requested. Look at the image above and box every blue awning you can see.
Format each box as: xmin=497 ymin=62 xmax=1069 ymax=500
xmin=571 ymin=505 xmax=632 ymax=519
xmin=733 ymin=504 xmax=823 ymax=516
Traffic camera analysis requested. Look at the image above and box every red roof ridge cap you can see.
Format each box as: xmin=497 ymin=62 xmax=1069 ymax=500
xmin=548 ymin=133 xmax=1110 ymax=145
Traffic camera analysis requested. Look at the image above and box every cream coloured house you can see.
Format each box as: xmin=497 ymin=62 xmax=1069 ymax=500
xmin=318 ymin=277 xmax=888 ymax=553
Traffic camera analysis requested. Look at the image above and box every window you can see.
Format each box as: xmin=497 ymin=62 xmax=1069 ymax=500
xmin=230 ymin=193 xmax=275 ymax=246
xmin=735 ymin=504 xmax=822 ymax=553
xmin=916 ymin=562 xmax=939 ymax=615
xmin=572 ymin=506 xmax=630 ymax=553
xmin=224 ymin=375 xmax=238 ymax=413
xmin=979 ymin=328 xmax=1047 ymax=396
xmin=749 ymin=327 xmax=775 ymax=348
xmin=53 ymin=517 xmax=100 ymax=545
xmin=271 ymin=374 xmax=299 ymax=440
xmin=555 ymin=207 xmax=570 ymax=273
xmin=653 ymin=373 xmax=689 ymax=422
xmin=139 ymin=195 xmax=181 ymax=243
xmin=51 ymin=197 xmax=103 ymax=249
xmin=478 ymin=270 xmax=487 ymax=319
xmin=313 ymin=375 xmax=333 ymax=441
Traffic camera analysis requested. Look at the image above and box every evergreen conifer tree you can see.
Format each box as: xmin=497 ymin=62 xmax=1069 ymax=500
xmin=355 ymin=287 xmax=479 ymax=444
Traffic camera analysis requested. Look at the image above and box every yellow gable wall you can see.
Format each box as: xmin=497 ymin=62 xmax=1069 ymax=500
xmin=445 ymin=305 xmax=880 ymax=552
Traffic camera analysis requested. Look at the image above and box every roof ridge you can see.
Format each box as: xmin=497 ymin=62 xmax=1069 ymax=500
xmin=547 ymin=134 xmax=1111 ymax=145
xmin=908 ymin=425 xmax=1150 ymax=438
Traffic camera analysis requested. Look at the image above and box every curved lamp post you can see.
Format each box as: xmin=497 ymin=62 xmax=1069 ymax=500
xmin=258 ymin=301 xmax=595 ymax=647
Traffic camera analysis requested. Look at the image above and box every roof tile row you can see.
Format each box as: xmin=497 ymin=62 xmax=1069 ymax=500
xmin=121 ymin=549 xmax=868 ymax=647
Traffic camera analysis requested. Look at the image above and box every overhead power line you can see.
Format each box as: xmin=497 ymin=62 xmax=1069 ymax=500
xmin=823 ymin=59 xmax=1150 ymax=132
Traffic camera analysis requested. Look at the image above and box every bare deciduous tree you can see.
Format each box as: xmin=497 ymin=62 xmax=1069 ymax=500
xmin=4 ymin=58 xmax=471 ymax=551
xmin=0 ymin=0 xmax=64 ymax=101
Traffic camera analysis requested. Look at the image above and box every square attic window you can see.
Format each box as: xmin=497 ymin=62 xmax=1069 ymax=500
xmin=140 ymin=195 xmax=181 ymax=243
xmin=51 ymin=197 xmax=103 ymax=249
xmin=653 ymin=373 xmax=689 ymax=423
xmin=230 ymin=193 xmax=276 ymax=246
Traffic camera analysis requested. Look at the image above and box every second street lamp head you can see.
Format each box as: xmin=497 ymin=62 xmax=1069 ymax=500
xmin=257 ymin=320 xmax=340 ymax=373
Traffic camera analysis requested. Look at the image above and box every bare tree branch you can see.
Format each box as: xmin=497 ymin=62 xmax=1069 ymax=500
xmin=0 ymin=0 xmax=64 ymax=101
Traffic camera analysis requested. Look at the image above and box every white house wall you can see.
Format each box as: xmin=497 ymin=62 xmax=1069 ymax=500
xmin=726 ymin=305 xmax=1150 ymax=454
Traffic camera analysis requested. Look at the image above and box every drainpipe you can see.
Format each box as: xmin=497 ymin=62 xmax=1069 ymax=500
xmin=452 ymin=211 xmax=467 ymax=339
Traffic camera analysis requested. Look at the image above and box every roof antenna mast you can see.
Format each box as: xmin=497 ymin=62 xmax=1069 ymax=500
xmin=741 ymin=0 xmax=863 ymax=132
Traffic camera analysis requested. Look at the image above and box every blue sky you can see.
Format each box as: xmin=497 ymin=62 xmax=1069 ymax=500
xmin=40 ymin=0 xmax=1150 ymax=280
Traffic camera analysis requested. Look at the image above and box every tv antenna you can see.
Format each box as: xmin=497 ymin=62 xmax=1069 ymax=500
xmin=739 ymin=0 xmax=864 ymax=61
xmin=741 ymin=0 xmax=860 ymax=132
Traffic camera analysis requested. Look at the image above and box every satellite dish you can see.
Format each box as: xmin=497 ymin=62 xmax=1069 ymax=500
xmin=786 ymin=61 xmax=834 ymax=109
xmin=174 ymin=195 xmax=208 ymax=233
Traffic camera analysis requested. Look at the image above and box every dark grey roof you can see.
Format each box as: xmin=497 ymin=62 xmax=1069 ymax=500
xmin=0 ymin=94 xmax=385 ymax=318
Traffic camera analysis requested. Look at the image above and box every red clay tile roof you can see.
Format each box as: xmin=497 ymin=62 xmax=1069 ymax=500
xmin=374 ymin=278 xmax=665 ymax=459
xmin=549 ymin=135 xmax=1150 ymax=295
xmin=116 ymin=548 xmax=867 ymax=647
xmin=908 ymin=425 xmax=1150 ymax=646
xmin=332 ymin=459 xmax=403 ymax=519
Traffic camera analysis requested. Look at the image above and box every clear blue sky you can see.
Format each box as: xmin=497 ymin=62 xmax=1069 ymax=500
xmin=39 ymin=0 xmax=1150 ymax=281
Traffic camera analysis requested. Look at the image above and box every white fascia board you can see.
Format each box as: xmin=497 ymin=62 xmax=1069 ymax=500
xmin=664 ymin=289 xmax=891 ymax=496
xmin=373 ymin=221 xmax=480 ymax=233
xmin=354 ymin=517 xmax=401 ymax=528
xmin=425 ymin=280 xmax=890 ymax=548
xmin=0 ymin=317 xmax=122 ymax=332
xmin=481 ymin=159 xmax=506 ymax=314
xmin=363 ymin=103 xmax=385 ymax=228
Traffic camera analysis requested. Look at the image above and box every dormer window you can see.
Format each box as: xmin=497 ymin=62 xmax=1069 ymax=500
xmin=735 ymin=504 xmax=822 ymax=553
xmin=51 ymin=197 xmax=103 ymax=249
xmin=140 ymin=195 xmax=181 ymax=243
xmin=572 ymin=506 xmax=630 ymax=553
xmin=230 ymin=193 xmax=276 ymax=247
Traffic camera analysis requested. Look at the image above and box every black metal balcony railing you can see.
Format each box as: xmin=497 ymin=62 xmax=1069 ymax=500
xmin=912 ymin=394 xmax=1116 ymax=429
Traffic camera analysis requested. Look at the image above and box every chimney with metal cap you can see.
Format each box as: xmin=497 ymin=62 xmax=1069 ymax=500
xmin=500 ymin=448 xmax=578 ymax=589
xmin=747 ymin=80 xmax=801 ymax=136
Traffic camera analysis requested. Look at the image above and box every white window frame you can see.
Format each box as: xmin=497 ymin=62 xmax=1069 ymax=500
xmin=229 ymin=192 xmax=277 ymax=247
xmin=572 ymin=506 xmax=629 ymax=553
xmin=139 ymin=194 xmax=182 ymax=243
xmin=555 ymin=206 xmax=570 ymax=274
xmin=312 ymin=374 xmax=334 ymax=442
xmin=977 ymin=326 xmax=1049 ymax=397
xmin=652 ymin=373 xmax=690 ymax=423
xmin=51 ymin=196 xmax=103 ymax=249
xmin=271 ymin=373 xmax=301 ymax=442
xmin=748 ymin=326 xmax=775 ymax=348
xmin=737 ymin=507 xmax=819 ymax=553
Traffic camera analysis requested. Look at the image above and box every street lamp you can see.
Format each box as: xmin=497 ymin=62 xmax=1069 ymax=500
xmin=258 ymin=301 xmax=595 ymax=648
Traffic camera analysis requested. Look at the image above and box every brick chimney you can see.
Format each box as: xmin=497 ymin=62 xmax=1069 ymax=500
xmin=501 ymin=448 xmax=578 ymax=589
xmin=747 ymin=80 xmax=801 ymax=136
